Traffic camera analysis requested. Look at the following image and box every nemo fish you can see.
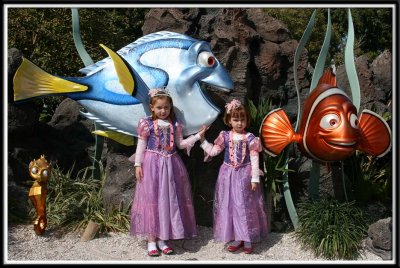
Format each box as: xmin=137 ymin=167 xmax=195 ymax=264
xmin=260 ymin=69 xmax=392 ymax=162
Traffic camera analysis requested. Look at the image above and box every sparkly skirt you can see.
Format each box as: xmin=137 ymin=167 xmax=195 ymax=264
xmin=130 ymin=150 xmax=197 ymax=240
xmin=213 ymin=162 xmax=268 ymax=242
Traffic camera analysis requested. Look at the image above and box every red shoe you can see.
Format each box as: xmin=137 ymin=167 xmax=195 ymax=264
xmin=147 ymin=249 xmax=160 ymax=257
xmin=161 ymin=247 xmax=174 ymax=255
xmin=227 ymin=241 xmax=244 ymax=252
xmin=243 ymin=246 xmax=253 ymax=254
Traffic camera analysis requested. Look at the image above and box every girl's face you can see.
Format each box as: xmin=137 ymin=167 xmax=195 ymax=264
xmin=229 ymin=115 xmax=247 ymax=133
xmin=150 ymin=97 xmax=171 ymax=120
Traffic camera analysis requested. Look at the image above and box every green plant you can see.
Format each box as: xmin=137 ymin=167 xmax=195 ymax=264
xmin=295 ymin=198 xmax=367 ymax=259
xmin=37 ymin=96 xmax=65 ymax=122
xmin=264 ymin=8 xmax=392 ymax=66
xmin=247 ymin=98 xmax=273 ymax=133
xmin=247 ymin=98 xmax=289 ymax=208
xmin=344 ymin=152 xmax=391 ymax=204
xmin=29 ymin=162 xmax=130 ymax=234
xmin=342 ymin=109 xmax=392 ymax=204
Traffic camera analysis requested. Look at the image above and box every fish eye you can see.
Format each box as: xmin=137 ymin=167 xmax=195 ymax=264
xmin=31 ymin=167 xmax=38 ymax=174
xmin=350 ymin=113 xmax=359 ymax=128
xmin=320 ymin=114 xmax=340 ymax=129
xmin=197 ymin=51 xmax=216 ymax=67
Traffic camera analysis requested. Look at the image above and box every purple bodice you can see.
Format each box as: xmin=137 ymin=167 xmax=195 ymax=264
xmin=222 ymin=131 xmax=256 ymax=166
xmin=142 ymin=117 xmax=177 ymax=155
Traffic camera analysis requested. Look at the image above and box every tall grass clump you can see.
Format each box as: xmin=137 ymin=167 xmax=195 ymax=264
xmin=247 ymin=98 xmax=284 ymax=208
xmin=29 ymin=162 xmax=130 ymax=234
xmin=294 ymin=198 xmax=368 ymax=259
xmin=344 ymin=151 xmax=392 ymax=205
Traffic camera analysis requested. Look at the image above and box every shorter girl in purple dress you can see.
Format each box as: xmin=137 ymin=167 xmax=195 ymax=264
xmin=130 ymin=88 xmax=205 ymax=257
xmin=199 ymin=99 xmax=268 ymax=254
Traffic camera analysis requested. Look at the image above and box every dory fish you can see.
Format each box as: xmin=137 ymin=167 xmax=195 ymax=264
xmin=13 ymin=31 xmax=233 ymax=145
xmin=260 ymin=69 xmax=391 ymax=162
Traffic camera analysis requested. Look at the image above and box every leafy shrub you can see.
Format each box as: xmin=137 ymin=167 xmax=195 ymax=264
xmin=37 ymin=96 xmax=65 ymax=122
xmin=29 ymin=162 xmax=130 ymax=234
xmin=344 ymin=152 xmax=391 ymax=204
xmin=247 ymin=98 xmax=287 ymax=208
xmin=343 ymin=110 xmax=392 ymax=204
xmin=294 ymin=198 xmax=368 ymax=259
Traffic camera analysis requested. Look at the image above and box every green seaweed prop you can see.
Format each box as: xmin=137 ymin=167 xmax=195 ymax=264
xmin=71 ymin=8 xmax=105 ymax=179
xmin=297 ymin=9 xmax=361 ymax=200
xmin=259 ymin=8 xmax=389 ymax=229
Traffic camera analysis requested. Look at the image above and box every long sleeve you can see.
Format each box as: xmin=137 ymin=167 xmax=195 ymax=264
xmin=134 ymin=137 xmax=147 ymax=166
xmin=200 ymin=132 xmax=225 ymax=161
xmin=200 ymin=140 xmax=224 ymax=157
xmin=175 ymin=122 xmax=201 ymax=156
xmin=250 ymin=154 xmax=260 ymax=183
xmin=249 ymin=135 xmax=263 ymax=183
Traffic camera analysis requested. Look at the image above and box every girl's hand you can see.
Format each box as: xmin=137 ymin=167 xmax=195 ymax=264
xmin=135 ymin=166 xmax=143 ymax=182
xmin=251 ymin=182 xmax=258 ymax=191
xmin=198 ymin=125 xmax=209 ymax=142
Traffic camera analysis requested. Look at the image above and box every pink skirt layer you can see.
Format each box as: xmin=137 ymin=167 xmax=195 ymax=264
xmin=130 ymin=150 xmax=197 ymax=240
xmin=213 ymin=163 xmax=268 ymax=243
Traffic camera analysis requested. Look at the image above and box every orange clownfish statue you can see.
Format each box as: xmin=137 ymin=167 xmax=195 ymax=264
xmin=260 ymin=69 xmax=392 ymax=162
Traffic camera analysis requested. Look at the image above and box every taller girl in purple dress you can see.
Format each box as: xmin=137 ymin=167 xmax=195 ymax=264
xmin=198 ymin=99 xmax=268 ymax=254
xmin=130 ymin=88 xmax=205 ymax=257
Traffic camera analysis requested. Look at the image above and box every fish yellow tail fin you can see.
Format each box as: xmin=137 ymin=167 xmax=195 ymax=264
xmin=92 ymin=130 xmax=134 ymax=146
xmin=13 ymin=58 xmax=88 ymax=101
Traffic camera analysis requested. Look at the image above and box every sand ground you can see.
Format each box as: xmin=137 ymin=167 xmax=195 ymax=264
xmin=6 ymin=223 xmax=388 ymax=264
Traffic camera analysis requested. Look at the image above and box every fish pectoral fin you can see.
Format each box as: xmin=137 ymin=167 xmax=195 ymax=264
xmin=260 ymin=108 xmax=296 ymax=156
xmin=99 ymin=44 xmax=134 ymax=95
xmin=13 ymin=58 xmax=87 ymax=101
xmin=357 ymin=109 xmax=392 ymax=157
xmin=92 ymin=130 xmax=135 ymax=146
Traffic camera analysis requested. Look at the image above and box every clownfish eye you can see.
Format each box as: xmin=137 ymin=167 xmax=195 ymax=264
xmin=31 ymin=167 xmax=38 ymax=174
xmin=197 ymin=51 xmax=216 ymax=67
xmin=320 ymin=114 xmax=340 ymax=129
xmin=350 ymin=113 xmax=359 ymax=128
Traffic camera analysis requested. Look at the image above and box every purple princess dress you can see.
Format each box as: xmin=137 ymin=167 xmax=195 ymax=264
xmin=201 ymin=131 xmax=269 ymax=243
xmin=130 ymin=116 xmax=198 ymax=240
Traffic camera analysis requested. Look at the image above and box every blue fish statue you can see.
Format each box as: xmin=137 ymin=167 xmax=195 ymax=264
xmin=13 ymin=31 xmax=234 ymax=145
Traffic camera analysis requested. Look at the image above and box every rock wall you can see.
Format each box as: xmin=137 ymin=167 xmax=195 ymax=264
xmin=8 ymin=8 xmax=392 ymax=230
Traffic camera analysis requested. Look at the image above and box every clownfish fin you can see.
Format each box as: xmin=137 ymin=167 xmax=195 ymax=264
xmin=259 ymin=108 xmax=299 ymax=157
xmin=357 ymin=109 xmax=391 ymax=157
xmin=317 ymin=68 xmax=337 ymax=87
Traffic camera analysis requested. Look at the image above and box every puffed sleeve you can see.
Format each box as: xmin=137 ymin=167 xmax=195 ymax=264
xmin=137 ymin=118 xmax=150 ymax=139
xmin=214 ymin=131 xmax=225 ymax=147
xmin=200 ymin=131 xmax=225 ymax=162
xmin=249 ymin=135 xmax=262 ymax=155
xmin=128 ymin=118 xmax=150 ymax=164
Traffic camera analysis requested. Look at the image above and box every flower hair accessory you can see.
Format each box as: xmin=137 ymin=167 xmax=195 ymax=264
xmin=225 ymin=99 xmax=242 ymax=114
xmin=148 ymin=87 xmax=170 ymax=98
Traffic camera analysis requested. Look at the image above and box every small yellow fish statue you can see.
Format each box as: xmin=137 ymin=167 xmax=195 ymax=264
xmin=28 ymin=155 xmax=51 ymax=235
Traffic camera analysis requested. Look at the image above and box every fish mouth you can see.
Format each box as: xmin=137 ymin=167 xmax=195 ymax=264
xmin=324 ymin=139 xmax=357 ymax=150
xmin=325 ymin=141 xmax=356 ymax=147
xmin=199 ymin=82 xmax=232 ymax=112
